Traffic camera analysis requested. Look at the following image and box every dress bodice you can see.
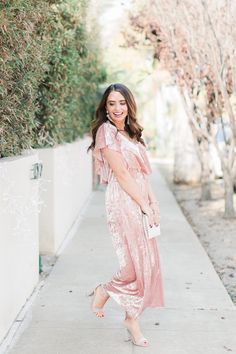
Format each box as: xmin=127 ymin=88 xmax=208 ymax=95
xmin=92 ymin=120 xmax=152 ymax=184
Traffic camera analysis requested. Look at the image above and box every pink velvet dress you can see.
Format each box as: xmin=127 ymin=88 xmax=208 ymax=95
xmin=92 ymin=120 xmax=164 ymax=319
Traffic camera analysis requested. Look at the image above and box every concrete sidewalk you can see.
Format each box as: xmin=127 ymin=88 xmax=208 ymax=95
xmin=6 ymin=165 xmax=236 ymax=354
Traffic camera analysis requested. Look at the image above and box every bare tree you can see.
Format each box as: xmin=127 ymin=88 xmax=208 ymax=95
xmin=127 ymin=2 xmax=212 ymax=196
xmin=128 ymin=0 xmax=236 ymax=217
xmin=174 ymin=0 xmax=236 ymax=217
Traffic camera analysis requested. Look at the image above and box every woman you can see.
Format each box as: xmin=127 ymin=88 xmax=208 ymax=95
xmin=87 ymin=83 xmax=164 ymax=347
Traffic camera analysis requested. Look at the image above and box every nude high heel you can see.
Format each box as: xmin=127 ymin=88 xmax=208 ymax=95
xmin=87 ymin=284 xmax=109 ymax=318
xmin=125 ymin=328 xmax=149 ymax=347
xmin=123 ymin=320 xmax=149 ymax=347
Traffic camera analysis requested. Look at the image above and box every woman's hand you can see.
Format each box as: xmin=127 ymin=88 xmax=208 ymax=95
xmin=149 ymin=202 xmax=160 ymax=226
xmin=141 ymin=204 xmax=155 ymax=227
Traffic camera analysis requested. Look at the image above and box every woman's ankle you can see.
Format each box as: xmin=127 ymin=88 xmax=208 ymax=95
xmin=124 ymin=316 xmax=138 ymax=324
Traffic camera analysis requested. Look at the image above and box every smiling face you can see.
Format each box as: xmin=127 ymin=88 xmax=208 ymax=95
xmin=106 ymin=91 xmax=128 ymax=126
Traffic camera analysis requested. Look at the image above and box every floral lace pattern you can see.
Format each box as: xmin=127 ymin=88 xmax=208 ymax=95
xmin=92 ymin=120 xmax=164 ymax=318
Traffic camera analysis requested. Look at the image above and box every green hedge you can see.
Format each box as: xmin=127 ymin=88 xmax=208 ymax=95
xmin=0 ymin=0 xmax=106 ymax=157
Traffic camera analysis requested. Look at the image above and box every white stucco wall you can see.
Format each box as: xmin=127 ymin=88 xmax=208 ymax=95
xmin=38 ymin=136 xmax=93 ymax=254
xmin=0 ymin=153 xmax=39 ymax=343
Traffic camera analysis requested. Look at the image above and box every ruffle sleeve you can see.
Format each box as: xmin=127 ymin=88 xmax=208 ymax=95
xmin=92 ymin=122 xmax=122 ymax=184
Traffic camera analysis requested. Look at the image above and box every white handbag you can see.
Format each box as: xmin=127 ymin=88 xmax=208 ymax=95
xmin=142 ymin=213 xmax=161 ymax=239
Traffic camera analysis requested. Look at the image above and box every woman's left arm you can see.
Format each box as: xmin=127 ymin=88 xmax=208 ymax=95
xmin=147 ymin=178 xmax=158 ymax=204
xmin=147 ymin=178 xmax=160 ymax=225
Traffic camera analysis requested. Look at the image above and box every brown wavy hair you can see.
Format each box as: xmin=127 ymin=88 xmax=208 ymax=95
xmin=87 ymin=83 xmax=145 ymax=152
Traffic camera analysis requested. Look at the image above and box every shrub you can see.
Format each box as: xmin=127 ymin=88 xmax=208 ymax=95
xmin=0 ymin=0 xmax=106 ymax=157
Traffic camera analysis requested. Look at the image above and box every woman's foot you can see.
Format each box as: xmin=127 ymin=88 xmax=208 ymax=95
xmin=123 ymin=317 xmax=149 ymax=347
xmin=89 ymin=284 xmax=110 ymax=318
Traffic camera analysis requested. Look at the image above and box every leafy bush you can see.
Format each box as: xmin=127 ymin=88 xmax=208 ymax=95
xmin=0 ymin=0 xmax=106 ymax=157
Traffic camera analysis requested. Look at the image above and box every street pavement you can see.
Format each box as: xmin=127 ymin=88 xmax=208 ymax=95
xmin=6 ymin=165 xmax=236 ymax=354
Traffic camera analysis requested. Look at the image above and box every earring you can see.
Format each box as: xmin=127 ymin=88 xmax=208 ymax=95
xmin=126 ymin=115 xmax=130 ymax=125
xmin=106 ymin=111 xmax=110 ymax=120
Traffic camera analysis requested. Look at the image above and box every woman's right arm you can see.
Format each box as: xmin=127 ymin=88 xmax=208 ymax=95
xmin=101 ymin=147 xmax=154 ymax=224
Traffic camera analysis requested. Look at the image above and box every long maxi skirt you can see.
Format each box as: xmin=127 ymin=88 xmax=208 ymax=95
xmin=103 ymin=173 xmax=165 ymax=319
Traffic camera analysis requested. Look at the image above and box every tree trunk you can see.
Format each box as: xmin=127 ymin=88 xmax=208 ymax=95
xmin=178 ymin=88 xmax=212 ymax=195
xmin=199 ymin=138 xmax=212 ymax=200
xmin=173 ymin=88 xmax=201 ymax=184
xmin=179 ymin=87 xmax=222 ymax=201
xmin=223 ymin=167 xmax=235 ymax=218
